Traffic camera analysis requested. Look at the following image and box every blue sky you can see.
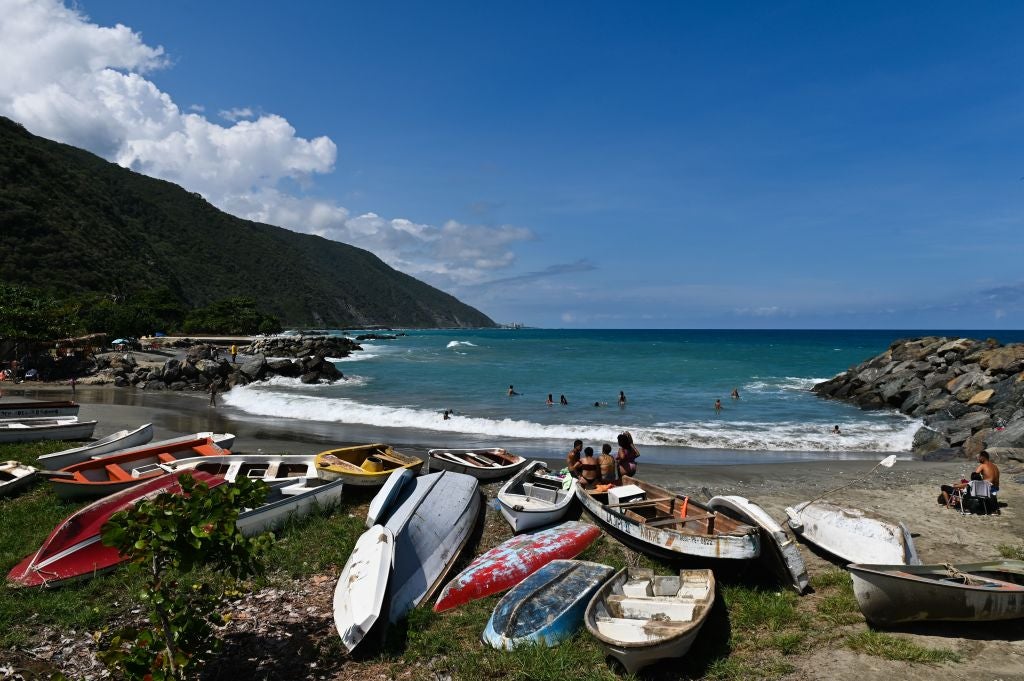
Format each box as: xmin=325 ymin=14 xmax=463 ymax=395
xmin=2 ymin=1 xmax=1023 ymax=328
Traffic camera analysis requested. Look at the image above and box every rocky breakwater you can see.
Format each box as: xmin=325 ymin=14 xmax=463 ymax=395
xmin=89 ymin=335 xmax=353 ymax=392
xmin=813 ymin=336 xmax=1024 ymax=461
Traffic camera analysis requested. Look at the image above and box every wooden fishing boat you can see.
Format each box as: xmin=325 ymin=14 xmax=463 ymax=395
xmin=49 ymin=436 xmax=232 ymax=500
xmin=785 ymin=500 xmax=920 ymax=565
xmin=0 ymin=460 xmax=38 ymax=497
xmin=36 ymin=423 xmax=154 ymax=470
xmin=8 ymin=471 xmax=226 ymax=588
xmin=156 ymin=454 xmax=317 ymax=483
xmin=849 ymin=561 xmax=1024 ymax=627
xmin=427 ymin=447 xmax=527 ymax=480
xmin=315 ymin=443 xmax=423 ymax=487
xmin=376 ymin=471 xmax=482 ymax=623
xmin=434 ymin=521 xmax=602 ymax=612
xmin=482 ymin=559 xmax=615 ymax=649
xmin=235 ymin=476 xmax=345 ymax=536
xmin=585 ymin=567 xmax=715 ymax=674
xmin=577 ymin=477 xmax=760 ymax=561
xmin=708 ymin=495 xmax=809 ymax=593
xmin=0 ymin=417 xmax=97 ymax=444
xmin=0 ymin=400 xmax=79 ymax=419
xmin=333 ymin=525 xmax=395 ymax=654
xmin=497 ymin=461 xmax=575 ymax=532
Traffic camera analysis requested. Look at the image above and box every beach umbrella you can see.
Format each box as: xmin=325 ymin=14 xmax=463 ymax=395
xmin=111 ymin=338 xmax=129 ymax=345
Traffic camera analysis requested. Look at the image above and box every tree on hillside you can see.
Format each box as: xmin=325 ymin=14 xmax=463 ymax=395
xmin=0 ymin=283 xmax=78 ymax=341
xmin=183 ymin=297 xmax=281 ymax=335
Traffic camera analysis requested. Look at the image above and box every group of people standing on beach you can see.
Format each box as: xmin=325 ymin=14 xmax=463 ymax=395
xmin=565 ymin=432 xmax=640 ymax=489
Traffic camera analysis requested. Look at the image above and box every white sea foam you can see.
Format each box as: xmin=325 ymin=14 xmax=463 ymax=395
xmin=222 ymin=386 xmax=920 ymax=452
xmin=446 ymin=341 xmax=478 ymax=349
xmin=743 ymin=376 xmax=830 ymax=393
xmin=249 ymin=374 xmax=369 ymax=388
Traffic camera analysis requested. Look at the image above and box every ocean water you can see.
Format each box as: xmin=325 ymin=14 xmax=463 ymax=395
xmin=222 ymin=329 xmax=1024 ymax=465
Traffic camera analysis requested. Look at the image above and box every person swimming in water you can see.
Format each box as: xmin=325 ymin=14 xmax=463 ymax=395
xmin=714 ymin=399 xmax=722 ymax=414
xmin=508 ymin=385 xmax=519 ymax=396
xmin=546 ymin=394 xmax=554 ymax=406
xmin=560 ymin=394 xmax=568 ymax=405
xmin=618 ymin=391 xmax=627 ymax=407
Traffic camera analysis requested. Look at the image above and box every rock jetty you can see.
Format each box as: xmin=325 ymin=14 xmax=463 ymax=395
xmin=85 ymin=334 xmax=356 ymax=393
xmin=813 ymin=336 xmax=1024 ymax=461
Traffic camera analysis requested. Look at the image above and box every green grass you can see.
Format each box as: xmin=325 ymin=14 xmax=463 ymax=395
xmin=810 ymin=568 xmax=851 ymax=590
xmin=998 ymin=544 xmax=1024 ymax=561
xmin=845 ymin=630 xmax=961 ymax=664
xmin=721 ymin=585 xmax=801 ymax=632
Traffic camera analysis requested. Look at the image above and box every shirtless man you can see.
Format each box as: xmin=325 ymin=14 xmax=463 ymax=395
xmin=940 ymin=450 xmax=1000 ymax=505
xmin=566 ymin=439 xmax=583 ymax=478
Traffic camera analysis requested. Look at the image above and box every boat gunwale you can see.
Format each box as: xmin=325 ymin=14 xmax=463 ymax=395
xmin=848 ymin=562 xmax=1024 ymax=592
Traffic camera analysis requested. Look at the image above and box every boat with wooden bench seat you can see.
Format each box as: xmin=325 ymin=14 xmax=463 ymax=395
xmin=576 ymin=477 xmax=760 ymax=561
xmin=497 ymin=461 xmax=575 ymax=532
xmin=49 ymin=436 xmax=232 ymax=500
xmin=315 ymin=443 xmax=423 ymax=487
xmin=427 ymin=447 xmax=527 ymax=480
xmin=585 ymin=567 xmax=715 ymax=673
xmin=156 ymin=454 xmax=317 ymax=483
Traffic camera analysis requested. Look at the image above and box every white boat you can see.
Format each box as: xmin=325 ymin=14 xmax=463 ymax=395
xmin=708 ymin=495 xmax=809 ymax=594
xmin=36 ymin=423 xmax=154 ymax=470
xmin=497 ymin=461 xmax=575 ymax=532
xmin=0 ymin=417 xmax=97 ymax=443
xmin=379 ymin=471 xmax=482 ymax=623
xmin=0 ymin=400 xmax=79 ymax=419
xmin=158 ymin=454 xmax=317 ymax=482
xmin=427 ymin=448 xmax=528 ymax=480
xmin=0 ymin=460 xmax=38 ymax=497
xmin=333 ymin=525 xmax=395 ymax=654
xmin=366 ymin=468 xmax=414 ymax=528
xmin=89 ymin=432 xmax=234 ymax=462
xmin=785 ymin=500 xmax=920 ymax=565
xmin=585 ymin=567 xmax=715 ymax=674
xmin=235 ymin=476 xmax=345 ymax=536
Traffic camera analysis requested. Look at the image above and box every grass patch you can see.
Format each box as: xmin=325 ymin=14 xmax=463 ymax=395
xmin=810 ymin=567 xmax=851 ymax=590
xmin=816 ymin=591 xmax=861 ymax=625
xmin=722 ymin=585 xmax=800 ymax=632
xmin=998 ymin=544 xmax=1024 ymax=561
xmin=846 ymin=630 xmax=960 ymax=664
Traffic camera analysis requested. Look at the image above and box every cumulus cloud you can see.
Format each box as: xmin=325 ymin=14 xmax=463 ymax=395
xmin=0 ymin=0 xmax=530 ymax=293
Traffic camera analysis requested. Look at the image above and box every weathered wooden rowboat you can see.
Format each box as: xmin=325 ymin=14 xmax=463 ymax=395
xmin=585 ymin=567 xmax=715 ymax=674
xmin=848 ymin=561 xmax=1024 ymax=627
xmin=708 ymin=495 xmax=809 ymax=593
xmin=333 ymin=525 xmax=395 ymax=654
xmin=482 ymin=559 xmax=615 ymax=649
xmin=8 ymin=471 xmax=226 ymax=588
xmin=49 ymin=436 xmax=231 ymax=500
xmin=0 ymin=400 xmax=79 ymax=419
xmin=316 ymin=443 xmax=423 ymax=487
xmin=434 ymin=521 xmax=602 ymax=612
xmin=497 ymin=461 xmax=575 ymax=533
xmin=576 ymin=477 xmax=760 ymax=561
xmin=0 ymin=417 xmax=97 ymax=444
xmin=157 ymin=454 xmax=317 ymax=482
xmin=36 ymin=423 xmax=154 ymax=470
xmin=234 ymin=476 xmax=345 ymax=536
xmin=0 ymin=460 xmax=38 ymax=498
xmin=785 ymin=500 xmax=920 ymax=565
xmin=378 ymin=470 xmax=482 ymax=623
xmin=427 ymin=447 xmax=527 ymax=480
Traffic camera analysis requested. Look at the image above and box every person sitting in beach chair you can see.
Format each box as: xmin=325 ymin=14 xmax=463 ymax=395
xmin=938 ymin=450 xmax=1000 ymax=512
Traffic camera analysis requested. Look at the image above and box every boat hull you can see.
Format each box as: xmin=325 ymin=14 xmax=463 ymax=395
xmin=497 ymin=461 xmax=575 ymax=533
xmin=37 ymin=424 xmax=155 ymax=470
xmin=0 ymin=418 xmax=97 ymax=444
xmin=381 ymin=471 xmax=482 ymax=622
xmin=434 ymin=521 xmax=601 ymax=612
xmin=577 ymin=481 xmax=760 ymax=561
xmin=708 ymin=495 xmax=809 ymax=593
xmin=849 ymin=561 xmax=1024 ymax=627
xmin=0 ymin=460 xmax=38 ymax=498
xmin=483 ymin=559 xmax=615 ymax=649
xmin=785 ymin=501 xmax=919 ymax=566
xmin=235 ymin=477 xmax=344 ymax=536
xmin=334 ymin=525 xmax=395 ymax=654
xmin=427 ymin=448 xmax=528 ymax=480
xmin=0 ymin=401 xmax=79 ymax=419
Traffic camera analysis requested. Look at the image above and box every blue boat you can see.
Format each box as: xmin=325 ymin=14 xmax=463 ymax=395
xmin=482 ymin=559 xmax=615 ymax=649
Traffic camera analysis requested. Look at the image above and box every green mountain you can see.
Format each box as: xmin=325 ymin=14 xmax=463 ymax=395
xmin=0 ymin=116 xmax=495 ymax=328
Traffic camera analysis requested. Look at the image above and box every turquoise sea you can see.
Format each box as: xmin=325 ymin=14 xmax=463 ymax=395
xmin=222 ymin=329 xmax=1024 ymax=465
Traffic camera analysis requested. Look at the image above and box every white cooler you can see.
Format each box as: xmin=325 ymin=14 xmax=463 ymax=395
xmin=608 ymin=484 xmax=646 ymax=506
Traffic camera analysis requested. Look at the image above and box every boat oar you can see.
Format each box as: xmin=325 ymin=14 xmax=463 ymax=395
xmin=803 ymin=454 xmax=898 ymax=507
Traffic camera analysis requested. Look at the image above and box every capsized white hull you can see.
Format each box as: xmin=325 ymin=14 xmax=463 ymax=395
xmin=785 ymin=500 xmax=920 ymax=566
xmin=333 ymin=525 xmax=395 ymax=653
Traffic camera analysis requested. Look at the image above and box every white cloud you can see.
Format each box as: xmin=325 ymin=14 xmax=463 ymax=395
xmin=0 ymin=0 xmax=530 ymax=295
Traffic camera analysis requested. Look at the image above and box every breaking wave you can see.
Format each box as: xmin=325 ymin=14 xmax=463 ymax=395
xmin=446 ymin=341 xmax=478 ymax=349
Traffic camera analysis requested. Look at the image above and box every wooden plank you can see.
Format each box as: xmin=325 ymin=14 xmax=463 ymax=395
xmin=604 ymin=497 xmax=672 ymax=509
xmin=647 ymin=512 xmax=716 ymax=528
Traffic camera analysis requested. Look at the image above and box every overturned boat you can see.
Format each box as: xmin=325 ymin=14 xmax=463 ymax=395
xmin=785 ymin=500 xmax=920 ymax=565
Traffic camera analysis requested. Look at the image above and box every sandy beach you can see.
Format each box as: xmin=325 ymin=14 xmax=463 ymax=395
xmin=4 ymin=385 xmax=1024 ymax=679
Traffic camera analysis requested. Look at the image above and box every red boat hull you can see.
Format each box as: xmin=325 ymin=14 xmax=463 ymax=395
xmin=8 ymin=471 xmax=224 ymax=588
xmin=433 ymin=521 xmax=601 ymax=612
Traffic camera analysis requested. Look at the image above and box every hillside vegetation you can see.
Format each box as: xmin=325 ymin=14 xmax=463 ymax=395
xmin=0 ymin=116 xmax=494 ymax=329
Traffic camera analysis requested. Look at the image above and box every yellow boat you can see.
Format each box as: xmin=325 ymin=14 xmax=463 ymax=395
xmin=315 ymin=443 xmax=423 ymax=487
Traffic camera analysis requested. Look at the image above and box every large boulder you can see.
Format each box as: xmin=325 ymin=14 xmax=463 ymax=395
xmin=977 ymin=346 xmax=1024 ymax=372
xmin=162 ymin=358 xmax=181 ymax=383
xmin=987 ymin=419 xmax=1024 ymax=449
xmin=912 ymin=426 xmax=947 ymax=456
xmin=947 ymin=371 xmax=985 ymax=395
xmin=240 ymin=353 xmax=266 ymax=381
xmin=267 ymin=358 xmax=302 ymax=377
